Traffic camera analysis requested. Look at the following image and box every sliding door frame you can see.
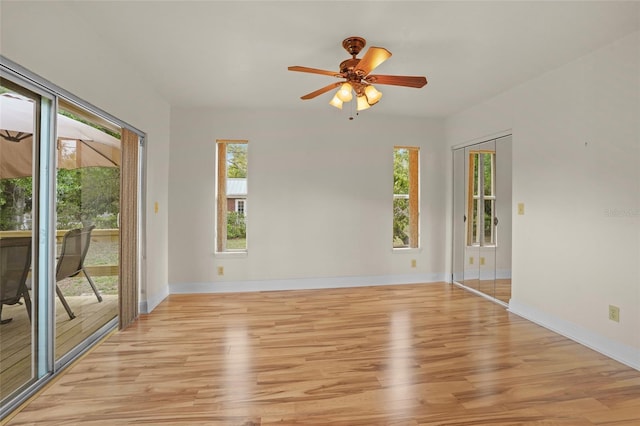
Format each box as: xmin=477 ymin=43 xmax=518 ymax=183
xmin=0 ymin=55 xmax=147 ymax=419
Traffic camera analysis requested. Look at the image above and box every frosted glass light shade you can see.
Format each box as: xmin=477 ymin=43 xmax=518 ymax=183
xmin=365 ymin=85 xmax=382 ymax=104
xmin=336 ymin=83 xmax=353 ymax=102
xmin=356 ymin=95 xmax=371 ymax=111
xmin=329 ymin=94 xmax=343 ymax=109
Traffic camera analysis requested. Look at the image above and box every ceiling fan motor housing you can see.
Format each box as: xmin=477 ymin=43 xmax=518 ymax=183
xmin=339 ymin=58 xmax=362 ymax=76
xmin=342 ymin=36 xmax=366 ymax=57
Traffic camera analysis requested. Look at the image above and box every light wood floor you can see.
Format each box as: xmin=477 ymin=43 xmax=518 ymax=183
xmin=5 ymin=283 xmax=640 ymax=425
xmin=0 ymin=294 xmax=117 ymax=400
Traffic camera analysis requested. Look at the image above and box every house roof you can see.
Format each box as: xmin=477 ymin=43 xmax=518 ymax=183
xmin=227 ymin=178 xmax=246 ymax=197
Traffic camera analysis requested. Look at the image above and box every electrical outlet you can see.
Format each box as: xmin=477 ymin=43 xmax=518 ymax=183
xmin=411 ymin=259 xmax=416 ymax=268
xmin=469 ymin=257 xmax=474 ymax=265
xmin=217 ymin=266 xmax=224 ymax=276
xmin=480 ymin=257 xmax=485 ymax=266
xmin=608 ymin=305 xmax=620 ymax=322
xmin=518 ymin=203 xmax=525 ymax=215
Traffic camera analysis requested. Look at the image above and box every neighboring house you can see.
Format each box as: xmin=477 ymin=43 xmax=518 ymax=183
xmin=226 ymin=178 xmax=246 ymax=214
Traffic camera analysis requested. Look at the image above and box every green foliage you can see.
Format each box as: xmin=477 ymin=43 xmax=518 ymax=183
xmin=0 ymin=167 xmax=119 ymax=231
xmin=393 ymin=198 xmax=410 ymax=247
xmin=394 ymin=149 xmax=409 ymax=194
xmin=483 ymin=153 xmax=493 ymax=195
xmin=227 ymin=144 xmax=247 ymax=178
xmin=227 ymin=211 xmax=246 ymax=239
xmin=393 ymin=149 xmax=410 ymax=247
xmin=56 ymin=167 xmax=120 ymax=229
xmin=0 ymin=177 xmax=33 ymax=230
xmin=226 ymin=238 xmax=246 ymax=250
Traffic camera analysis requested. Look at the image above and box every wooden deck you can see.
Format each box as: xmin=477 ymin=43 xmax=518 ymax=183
xmin=0 ymin=294 xmax=117 ymax=401
xmin=5 ymin=283 xmax=640 ymax=425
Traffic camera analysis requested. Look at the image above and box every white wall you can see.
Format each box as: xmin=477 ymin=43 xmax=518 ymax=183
xmin=169 ymin=107 xmax=447 ymax=291
xmin=446 ymin=32 xmax=640 ymax=369
xmin=1 ymin=1 xmax=171 ymax=312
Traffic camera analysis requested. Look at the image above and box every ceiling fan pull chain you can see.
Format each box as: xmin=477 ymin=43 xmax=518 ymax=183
xmin=349 ymin=94 xmax=356 ymax=120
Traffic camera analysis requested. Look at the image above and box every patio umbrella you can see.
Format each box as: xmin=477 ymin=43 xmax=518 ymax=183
xmin=0 ymin=93 xmax=121 ymax=179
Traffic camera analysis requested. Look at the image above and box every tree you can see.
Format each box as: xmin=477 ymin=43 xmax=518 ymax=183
xmin=393 ymin=149 xmax=410 ymax=246
xmin=56 ymin=167 xmax=120 ymax=229
xmin=227 ymin=144 xmax=247 ymax=178
xmin=0 ymin=166 xmax=120 ymax=231
xmin=394 ymin=149 xmax=409 ymax=194
xmin=0 ymin=177 xmax=33 ymax=230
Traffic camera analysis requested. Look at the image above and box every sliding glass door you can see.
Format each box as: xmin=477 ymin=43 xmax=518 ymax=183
xmin=0 ymin=82 xmax=45 ymax=400
xmin=54 ymin=101 xmax=121 ymax=363
xmin=1 ymin=61 xmax=142 ymax=419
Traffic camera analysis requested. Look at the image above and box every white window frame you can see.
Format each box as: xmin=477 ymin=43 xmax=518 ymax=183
xmin=393 ymin=146 xmax=420 ymax=250
xmin=235 ymin=199 xmax=246 ymax=214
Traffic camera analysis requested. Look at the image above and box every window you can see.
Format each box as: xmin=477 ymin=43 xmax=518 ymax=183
xmin=467 ymin=151 xmax=495 ymax=246
xmin=216 ymin=140 xmax=248 ymax=252
xmin=235 ymin=199 xmax=246 ymax=214
xmin=393 ymin=147 xmax=419 ymax=248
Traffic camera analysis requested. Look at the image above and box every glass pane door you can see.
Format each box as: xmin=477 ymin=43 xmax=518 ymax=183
xmin=0 ymin=83 xmax=38 ymax=400
xmin=476 ymin=140 xmax=496 ymax=298
xmin=54 ymin=101 xmax=120 ymax=362
xmin=463 ymin=145 xmax=480 ymax=290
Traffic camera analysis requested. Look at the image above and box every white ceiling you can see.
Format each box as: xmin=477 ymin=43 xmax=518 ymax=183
xmin=65 ymin=1 xmax=639 ymax=118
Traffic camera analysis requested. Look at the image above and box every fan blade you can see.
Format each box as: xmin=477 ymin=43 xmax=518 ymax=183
xmin=288 ymin=66 xmax=341 ymax=78
xmin=365 ymin=74 xmax=427 ymax=88
xmin=300 ymin=82 xmax=341 ymax=100
xmin=355 ymin=47 xmax=392 ymax=75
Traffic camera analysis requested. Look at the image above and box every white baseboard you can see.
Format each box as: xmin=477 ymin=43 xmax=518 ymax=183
xmin=169 ymin=273 xmax=447 ymax=295
xmin=139 ymin=287 xmax=170 ymax=314
xmin=496 ymin=269 xmax=511 ymax=279
xmin=508 ymin=299 xmax=640 ymax=372
xmin=451 ymin=269 xmax=512 ymax=281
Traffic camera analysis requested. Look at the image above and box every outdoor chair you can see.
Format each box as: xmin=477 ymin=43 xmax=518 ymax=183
xmin=55 ymin=225 xmax=102 ymax=320
xmin=0 ymin=237 xmax=32 ymax=325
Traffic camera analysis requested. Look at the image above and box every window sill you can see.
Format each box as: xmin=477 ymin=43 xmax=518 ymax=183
xmin=392 ymin=247 xmax=423 ymax=254
xmin=214 ymin=251 xmax=248 ymax=259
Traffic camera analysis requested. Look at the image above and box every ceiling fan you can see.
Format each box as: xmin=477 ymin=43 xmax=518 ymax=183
xmin=288 ymin=36 xmax=427 ymax=112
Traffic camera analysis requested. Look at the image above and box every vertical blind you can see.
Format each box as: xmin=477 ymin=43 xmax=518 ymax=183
xmin=119 ymin=128 xmax=139 ymax=329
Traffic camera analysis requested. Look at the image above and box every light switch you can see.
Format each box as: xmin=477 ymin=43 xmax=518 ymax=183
xmin=517 ymin=203 xmax=525 ymax=215
xmin=154 ymin=202 xmax=159 ymax=214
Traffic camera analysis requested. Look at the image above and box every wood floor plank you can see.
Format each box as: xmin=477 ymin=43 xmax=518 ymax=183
xmin=0 ymin=295 xmax=118 ymax=400
xmin=5 ymin=283 xmax=640 ymax=425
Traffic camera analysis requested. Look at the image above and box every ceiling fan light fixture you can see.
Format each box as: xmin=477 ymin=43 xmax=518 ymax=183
xmin=336 ymin=82 xmax=353 ymax=102
xmin=356 ymin=95 xmax=371 ymax=111
xmin=364 ymin=85 xmax=382 ymax=105
xmin=329 ymin=94 xmax=343 ymax=109
xmin=288 ymin=36 xmax=427 ymax=117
